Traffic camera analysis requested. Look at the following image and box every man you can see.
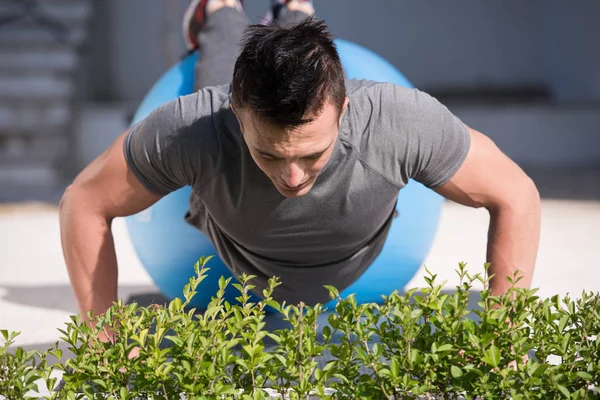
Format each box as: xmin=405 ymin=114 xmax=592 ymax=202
xmin=59 ymin=0 xmax=541 ymax=324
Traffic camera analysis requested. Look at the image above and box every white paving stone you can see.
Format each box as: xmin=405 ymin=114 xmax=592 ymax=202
xmin=1 ymin=199 xmax=599 ymax=349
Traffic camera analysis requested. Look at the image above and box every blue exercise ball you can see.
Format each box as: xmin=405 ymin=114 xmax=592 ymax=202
xmin=125 ymin=39 xmax=444 ymax=309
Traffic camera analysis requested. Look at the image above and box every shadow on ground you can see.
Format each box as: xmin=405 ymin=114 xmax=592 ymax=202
xmin=13 ymin=287 xmax=485 ymax=367
xmin=2 ymin=283 xmax=485 ymax=332
xmin=0 ymin=284 xmax=158 ymax=315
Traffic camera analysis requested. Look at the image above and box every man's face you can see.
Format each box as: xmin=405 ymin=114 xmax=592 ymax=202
xmin=234 ymin=98 xmax=348 ymax=198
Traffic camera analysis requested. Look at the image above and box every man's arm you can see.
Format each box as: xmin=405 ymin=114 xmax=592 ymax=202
xmin=433 ymin=126 xmax=541 ymax=296
xmin=59 ymin=131 xmax=162 ymax=330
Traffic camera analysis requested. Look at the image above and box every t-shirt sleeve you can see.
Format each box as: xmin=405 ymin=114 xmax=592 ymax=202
xmin=123 ymin=97 xmax=198 ymax=196
xmin=373 ymin=83 xmax=471 ymax=189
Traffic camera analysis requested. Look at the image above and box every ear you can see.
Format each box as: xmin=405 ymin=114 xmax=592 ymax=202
xmin=230 ymin=103 xmax=245 ymax=132
xmin=338 ymin=97 xmax=350 ymax=125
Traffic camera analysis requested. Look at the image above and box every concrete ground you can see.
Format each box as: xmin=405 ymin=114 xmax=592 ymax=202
xmin=1 ymin=184 xmax=599 ymax=354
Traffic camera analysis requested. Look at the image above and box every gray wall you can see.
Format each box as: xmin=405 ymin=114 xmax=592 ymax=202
xmin=74 ymin=0 xmax=600 ymax=170
xmin=539 ymin=1 xmax=600 ymax=103
xmin=81 ymin=0 xmax=600 ymax=104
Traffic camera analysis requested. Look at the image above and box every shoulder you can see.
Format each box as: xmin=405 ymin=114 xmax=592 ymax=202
xmin=344 ymin=79 xmax=444 ymax=115
xmin=340 ymin=79 xmax=467 ymax=188
xmin=343 ymin=78 xmax=458 ymax=138
xmin=342 ymin=79 xmax=431 ymax=142
xmin=344 ymin=79 xmax=416 ymax=104
xmin=144 ymin=84 xmax=233 ymax=127
xmin=129 ymin=84 xmax=238 ymax=148
xmin=125 ymin=84 xmax=242 ymax=188
xmin=341 ymin=79 xmax=431 ymax=150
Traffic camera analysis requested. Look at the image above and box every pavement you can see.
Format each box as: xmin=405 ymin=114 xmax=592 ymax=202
xmin=1 ymin=181 xmax=599 ymax=354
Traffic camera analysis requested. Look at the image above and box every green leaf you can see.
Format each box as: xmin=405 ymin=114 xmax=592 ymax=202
xmin=182 ymin=359 xmax=192 ymax=373
xmin=324 ymin=285 xmax=340 ymax=299
xmin=186 ymin=332 xmax=196 ymax=353
xmin=323 ymin=361 xmax=335 ymax=372
xmin=92 ymin=379 xmax=107 ymax=390
xmin=81 ymin=384 xmax=95 ymax=398
xmin=410 ymin=348 xmax=420 ymax=365
xmin=165 ymin=335 xmax=183 ymax=347
xmin=555 ymin=384 xmax=570 ymax=398
xmin=532 ymin=363 xmax=549 ymax=378
xmin=242 ymin=344 xmax=254 ymax=357
xmin=321 ymin=325 xmax=332 ymax=340
xmin=50 ymin=348 xmax=63 ymax=360
xmin=483 ymin=345 xmax=501 ymax=368
xmin=437 ymin=344 xmax=453 ymax=353
xmin=226 ymin=338 xmax=241 ymax=349
xmin=372 ymin=342 xmax=380 ymax=356
xmin=139 ymin=328 xmax=149 ymax=347
xmin=463 ymin=319 xmax=476 ymax=334
xmin=557 ymin=315 xmax=570 ymax=333
xmin=218 ymin=275 xmax=227 ymax=289
xmin=451 ymin=365 xmax=463 ymax=378
xmin=576 ymin=371 xmax=592 ymax=381
xmin=390 ymin=358 xmax=399 ymax=378
xmin=272 ymin=354 xmax=287 ymax=366
xmin=428 ymin=299 xmax=440 ymax=310
xmin=232 ymin=283 xmax=243 ymax=294
xmin=333 ymin=373 xmax=350 ymax=384
xmin=561 ymin=332 xmax=571 ymax=354
xmin=314 ymin=368 xmax=323 ymax=381
xmin=120 ymin=386 xmax=129 ymax=399
xmin=355 ymin=346 xmax=367 ymax=360
xmin=264 ymin=299 xmax=280 ymax=311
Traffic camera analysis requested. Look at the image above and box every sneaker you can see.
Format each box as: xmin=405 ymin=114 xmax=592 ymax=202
xmin=182 ymin=0 xmax=245 ymax=52
xmin=261 ymin=0 xmax=313 ymax=25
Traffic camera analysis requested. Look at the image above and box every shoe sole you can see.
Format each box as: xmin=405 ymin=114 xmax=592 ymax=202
xmin=182 ymin=0 xmax=206 ymax=51
xmin=183 ymin=0 xmax=247 ymax=50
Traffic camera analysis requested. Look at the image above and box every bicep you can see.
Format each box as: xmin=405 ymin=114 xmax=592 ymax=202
xmin=68 ymin=131 xmax=162 ymax=218
xmin=434 ymin=126 xmax=538 ymax=211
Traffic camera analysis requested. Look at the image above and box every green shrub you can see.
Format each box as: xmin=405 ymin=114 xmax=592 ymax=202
xmin=1 ymin=257 xmax=599 ymax=399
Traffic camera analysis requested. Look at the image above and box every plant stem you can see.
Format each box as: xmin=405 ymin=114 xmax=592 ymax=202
xmin=162 ymin=382 xmax=169 ymax=399
xmin=363 ymin=339 xmax=392 ymax=399
xmin=207 ymin=320 xmax=222 ymax=394
xmin=298 ymin=302 xmax=304 ymax=385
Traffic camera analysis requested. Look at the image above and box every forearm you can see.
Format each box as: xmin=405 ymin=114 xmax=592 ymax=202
xmin=486 ymin=196 xmax=541 ymax=297
xmin=59 ymin=190 xmax=119 ymax=323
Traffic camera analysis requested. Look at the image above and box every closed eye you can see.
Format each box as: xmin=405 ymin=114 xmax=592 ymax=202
xmin=258 ymin=151 xmax=325 ymax=161
xmin=303 ymin=153 xmax=324 ymax=161
xmin=260 ymin=153 xmax=282 ymax=161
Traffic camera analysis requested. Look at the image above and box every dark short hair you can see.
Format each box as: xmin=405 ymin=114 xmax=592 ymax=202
xmin=231 ymin=17 xmax=346 ymax=128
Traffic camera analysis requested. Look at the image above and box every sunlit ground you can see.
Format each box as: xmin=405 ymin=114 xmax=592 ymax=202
xmin=0 ymin=197 xmax=599 ymax=351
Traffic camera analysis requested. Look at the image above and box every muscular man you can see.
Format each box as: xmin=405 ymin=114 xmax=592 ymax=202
xmin=59 ymin=0 xmax=540 ymax=324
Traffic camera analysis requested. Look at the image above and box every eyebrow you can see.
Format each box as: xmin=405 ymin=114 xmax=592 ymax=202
xmin=254 ymin=140 xmax=333 ymax=159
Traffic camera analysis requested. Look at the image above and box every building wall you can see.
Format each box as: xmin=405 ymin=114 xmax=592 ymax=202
xmin=539 ymin=1 xmax=600 ymax=103
xmin=81 ymin=0 xmax=600 ymax=104
xmin=74 ymin=0 xmax=600 ymax=170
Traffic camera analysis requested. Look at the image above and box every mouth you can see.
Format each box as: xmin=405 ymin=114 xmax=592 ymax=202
xmin=279 ymin=179 xmax=310 ymax=191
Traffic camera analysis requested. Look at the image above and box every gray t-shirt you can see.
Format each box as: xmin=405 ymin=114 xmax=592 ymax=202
xmin=124 ymin=79 xmax=470 ymax=305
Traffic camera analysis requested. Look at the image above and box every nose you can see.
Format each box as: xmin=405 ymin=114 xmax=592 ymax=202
xmin=281 ymin=161 xmax=305 ymax=188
